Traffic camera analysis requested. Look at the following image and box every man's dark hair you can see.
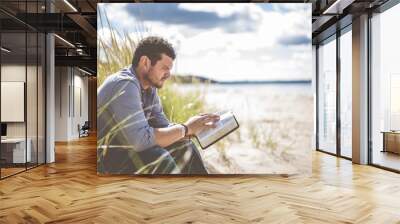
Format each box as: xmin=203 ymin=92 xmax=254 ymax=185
xmin=132 ymin=36 xmax=176 ymax=68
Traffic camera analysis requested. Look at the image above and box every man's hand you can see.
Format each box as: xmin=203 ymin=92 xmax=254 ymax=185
xmin=184 ymin=113 xmax=220 ymax=136
xmin=153 ymin=113 xmax=220 ymax=148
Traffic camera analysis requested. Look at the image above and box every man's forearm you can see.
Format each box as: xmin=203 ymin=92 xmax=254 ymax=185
xmin=154 ymin=124 xmax=184 ymax=148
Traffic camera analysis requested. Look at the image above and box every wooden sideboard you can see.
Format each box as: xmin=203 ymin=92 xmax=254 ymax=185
xmin=1 ymin=138 xmax=32 ymax=167
xmin=382 ymin=131 xmax=400 ymax=154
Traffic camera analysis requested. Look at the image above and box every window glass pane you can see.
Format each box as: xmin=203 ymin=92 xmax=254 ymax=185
xmin=1 ymin=29 xmax=27 ymax=177
xmin=27 ymin=31 xmax=38 ymax=169
xmin=340 ymin=29 xmax=352 ymax=158
xmin=0 ymin=0 xmax=46 ymax=179
xmin=38 ymin=31 xmax=45 ymax=165
xmin=318 ymin=36 xmax=337 ymax=154
xmin=371 ymin=3 xmax=400 ymax=171
xmin=26 ymin=0 xmax=39 ymax=169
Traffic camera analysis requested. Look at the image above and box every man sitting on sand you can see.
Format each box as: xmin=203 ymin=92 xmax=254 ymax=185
xmin=97 ymin=36 xmax=219 ymax=174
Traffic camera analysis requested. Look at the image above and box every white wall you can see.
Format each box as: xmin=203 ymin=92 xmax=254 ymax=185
xmin=1 ymin=63 xmax=46 ymax=164
xmin=1 ymin=82 xmax=25 ymax=122
xmin=70 ymin=72 xmax=89 ymax=138
xmin=1 ymin=65 xmax=39 ymax=138
xmin=1 ymin=65 xmax=25 ymax=129
xmin=55 ymin=67 xmax=69 ymax=141
xmin=54 ymin=67 xmax=89 ymax=141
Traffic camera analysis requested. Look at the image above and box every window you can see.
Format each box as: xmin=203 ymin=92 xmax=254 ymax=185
xmin=371 ymin=3 xmax=400 ymax=171
xmin=390 ymin=74 xmax=400 ymax=131
xmin=317 ymin=36 xmax=337 ymax=154
xmin=339 ymin=28 xmax=352 ymax=158
xmin=0 ymin=1 xmax=46 ymax=179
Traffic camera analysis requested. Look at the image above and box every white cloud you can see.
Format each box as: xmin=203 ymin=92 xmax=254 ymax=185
xmin=98 ymin=3 xmax=139 ymax=31
xmin=273 ymin=3 xmax=311 ymax=13
xmin=178 ymin=3 xmax=263 ymax=18
xmin=99 ymin=3 xmax=312 ymax=81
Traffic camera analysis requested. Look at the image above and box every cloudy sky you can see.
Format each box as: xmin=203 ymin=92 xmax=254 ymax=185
xmin=98 ymin=3 xmax=311 ymax=81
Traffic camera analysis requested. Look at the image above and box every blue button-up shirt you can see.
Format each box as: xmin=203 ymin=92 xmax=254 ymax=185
xmin=97 ymin=66 xmax=170 ymax=152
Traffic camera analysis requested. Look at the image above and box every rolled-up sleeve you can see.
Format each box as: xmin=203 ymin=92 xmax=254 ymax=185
xmin=109 ymin=80 xmax=156 ymax=152
xmin=148 ymin=93 xmax=170 ymax=128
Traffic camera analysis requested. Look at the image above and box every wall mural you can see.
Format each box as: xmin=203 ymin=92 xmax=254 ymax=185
xmin=97 ymin=3 xmax=313 ymax=175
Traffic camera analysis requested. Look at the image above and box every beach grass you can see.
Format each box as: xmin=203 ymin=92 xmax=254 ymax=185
xmin=97 ymin=10 xmax=206 ymax=124
xmin=97 ymin=10 xmax=212 ymax=174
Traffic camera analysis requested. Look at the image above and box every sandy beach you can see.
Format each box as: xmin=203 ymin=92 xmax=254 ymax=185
xmin=175 ymin=83 xmax=314 ymax=175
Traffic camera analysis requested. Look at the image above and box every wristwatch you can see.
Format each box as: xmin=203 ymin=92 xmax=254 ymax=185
xmin=181 ymin=123 xmax=189 ymax=138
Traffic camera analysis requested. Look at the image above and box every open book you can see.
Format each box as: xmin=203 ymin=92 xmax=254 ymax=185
xmin=195 ymin=111 xmax=239 ymax=149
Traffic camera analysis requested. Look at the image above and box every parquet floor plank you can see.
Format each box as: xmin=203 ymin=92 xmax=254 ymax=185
xmin=0 ymin=134 xmax=399 ymax=223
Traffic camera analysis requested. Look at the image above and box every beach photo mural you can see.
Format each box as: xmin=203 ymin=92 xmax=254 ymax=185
xmin=97 ymin=3 xmax=313 ymax=175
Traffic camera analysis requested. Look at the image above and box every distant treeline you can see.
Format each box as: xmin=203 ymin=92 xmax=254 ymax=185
xmin=169 ymin=75 xmax=218 ymax=84
xmin=170 ymin=75 xmax=311 ymax=84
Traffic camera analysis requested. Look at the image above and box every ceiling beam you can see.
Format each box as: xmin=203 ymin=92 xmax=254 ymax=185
xmin=312 ymin=15 xmax=335 ymax=33
xmin=67 ymin=13 xmax=96 ymax=39
xmin=323 ymin=0 xmax=356 ymax=14
xmin=55 ymin=55 xmax=96 ymax=71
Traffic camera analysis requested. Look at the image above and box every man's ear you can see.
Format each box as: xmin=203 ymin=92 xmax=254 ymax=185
xmin=140 ymin=56 xmax=151 ymax=71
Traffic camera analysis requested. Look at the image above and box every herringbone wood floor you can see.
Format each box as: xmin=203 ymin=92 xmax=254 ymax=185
xmin=1 ymin=134 xmax=400 ymax=224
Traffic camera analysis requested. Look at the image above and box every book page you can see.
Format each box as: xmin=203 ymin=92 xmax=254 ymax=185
xmin=197 ymin=111 xmax=238 ymax=148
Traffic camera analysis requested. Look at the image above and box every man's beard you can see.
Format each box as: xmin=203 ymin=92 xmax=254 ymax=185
xmin=145 ymin=74 xmax=163 ymax=89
